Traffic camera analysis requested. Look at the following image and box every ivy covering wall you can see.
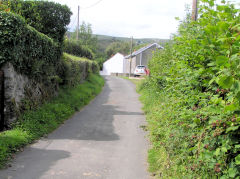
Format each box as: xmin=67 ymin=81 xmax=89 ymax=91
xmin=0 ymin=11 xmax=61 ymax=87
xmin=0 ymin=2 xmax=100 ymax=128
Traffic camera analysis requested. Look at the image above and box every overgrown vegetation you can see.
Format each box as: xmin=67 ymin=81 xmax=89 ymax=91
xmin=0 ymin=5 xmax=97 ymax=86
xmin=0 ymin=74 xmax=104 ymax=168
xmin=138 ymin=0 xmax=240 ymax=178
xmin=0 ymin=1 xmax=104 ymax=167
xmin=60 ymin=53 xmax=98 ymax=86
xmin=63 ymin=39 xmax=94 ymax=59
xmin=2 ymin=0 xmax=72 ymax=43
xmin=0 ymin=11 xmax=61 ymax=87
xmin=0 ymin=1 xmax=102 ymax=129
xmin=67 ymin=22 xmax=98 ymax=57
xmin=0 ymin=0 xmax=73 ymax=88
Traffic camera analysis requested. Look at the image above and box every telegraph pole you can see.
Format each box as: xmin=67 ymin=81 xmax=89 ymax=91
xmin=192 ymin=0 xmax=198 ymax=21
xmin=76 ymin=6 xmax=80 ymax=40
xmin=129 ymin=36 xmax=133 ymax=78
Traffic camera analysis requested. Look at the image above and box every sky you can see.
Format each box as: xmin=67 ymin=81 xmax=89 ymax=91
xmin=51 ymin=0 xmax=195 ymax=39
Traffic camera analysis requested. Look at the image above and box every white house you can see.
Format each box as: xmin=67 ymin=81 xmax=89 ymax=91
xmin=100 ymin=53 xmax=124 ymax=75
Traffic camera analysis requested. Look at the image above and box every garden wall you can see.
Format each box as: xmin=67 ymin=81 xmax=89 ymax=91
xmin=1 ymin=58 xmax=98 ymax=127
xmin=0 ymin=12 xmax=99 ymax=128
xmin=1 ymin=63 xmax=46 ymax=127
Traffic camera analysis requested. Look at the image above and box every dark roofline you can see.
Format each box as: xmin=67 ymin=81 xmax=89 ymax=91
xmin=125 ymin=43 xmax=163 ymax=59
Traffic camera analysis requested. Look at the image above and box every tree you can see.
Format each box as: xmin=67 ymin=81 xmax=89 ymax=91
xmin=4 ymin=0 xmax=72 ymax=44
xmin=105 ymin=41 xmax=130 ymax=58
xmin=70 ymin=22 xmax=98 ymax=54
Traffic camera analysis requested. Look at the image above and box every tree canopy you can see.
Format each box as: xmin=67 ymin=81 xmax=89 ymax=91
xmin=2 ymin=0 xmax=72 ymax=43
xmin=105 ymin=41 xmax=130 ymax=58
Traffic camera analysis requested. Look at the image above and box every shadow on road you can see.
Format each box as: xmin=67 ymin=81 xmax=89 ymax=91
xmin=48 ymin=76 xmax=144 ymax=141
xmin=0 ymin=147 xmax=70 ymax=179
xmin=0 ymin=76 xmax=146 ymax=179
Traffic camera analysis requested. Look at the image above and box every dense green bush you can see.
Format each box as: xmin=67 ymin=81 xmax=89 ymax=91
xmin=0 ymin=11 xmax=61 ymax=86
xmin=63 ymin=39 xmax=94 ymax=59
xmin=58 ymin=53 xmax=99 ymax=86
xmin=0 ymin=12 xmax=98 ymax=86
xmin=2 ymin=0 xmax=72 ymax=43
xmin=0 ymin=1 xmax=9 ymax=12
xmin=95 ymin=57 xmax=106 ymax=71
xmin=68 ymin=22 xmax=98 ymax=55
xmin=140 ymin=0 xmax=240 ymax=178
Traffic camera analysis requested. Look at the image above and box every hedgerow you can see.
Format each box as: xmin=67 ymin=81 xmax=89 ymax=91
xmin=140 ymin=0 xmax=240 ymax=178
xmin=0 ymin=11 xmax=98 ymax=86
xmin=63 ymin=39 xmax=95 ymax=60
xmin=59 ymin=53 xmax=99 ymax=86
xmin=0 ymin=11 xmax=61 ymax=87
xmin=2 ymin=0 xmax=72 ymax=43
xmin=0 ymin=10 xmax=100 ymax=127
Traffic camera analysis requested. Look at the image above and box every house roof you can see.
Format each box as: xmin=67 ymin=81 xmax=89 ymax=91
xmin=125 ymin=43 xmax=163 ymax=59
xmin=104 ymin=53 xmax=124 ymax=64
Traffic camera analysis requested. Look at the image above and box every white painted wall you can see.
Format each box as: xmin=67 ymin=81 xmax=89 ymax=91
xmin=100 ymin=53 xmax=124 ymax=75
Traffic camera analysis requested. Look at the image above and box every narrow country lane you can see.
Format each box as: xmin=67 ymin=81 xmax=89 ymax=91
xmin=0 ymin=76 xmax=149 ymax=179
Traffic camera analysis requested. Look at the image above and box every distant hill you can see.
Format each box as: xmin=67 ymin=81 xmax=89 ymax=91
xmin=93 ymin=34 xmax=170 ymax=53
xmin=66 ymin=31 xmax=170 ymax=56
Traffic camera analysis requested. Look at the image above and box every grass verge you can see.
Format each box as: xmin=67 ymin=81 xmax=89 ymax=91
xmin=119 ymin=76 xmax=144 ymax=86
xmin=137 ymin=83 xmax=176 ymax=178
xmin=0 ymin=74 xmax=104 ymax=168
xmin=122 ymin=76 xmax=183 ymax=178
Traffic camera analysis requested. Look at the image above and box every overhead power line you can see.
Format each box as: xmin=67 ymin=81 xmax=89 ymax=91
xmin=82 ymin=0 xmax=104 ymax=9
xmin=68 ymin=0 xmax=104 ymax=33
xmin=68 ymin=15 xmax=78 ymax=30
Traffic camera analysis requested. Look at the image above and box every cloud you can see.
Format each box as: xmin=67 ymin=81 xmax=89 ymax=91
xmin=52 ymin=0 xmax=193 ymax=39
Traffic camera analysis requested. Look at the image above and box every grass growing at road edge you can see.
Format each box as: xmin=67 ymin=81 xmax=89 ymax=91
xmin=119 ymin=76 xmax=145 ymax=86
xmin=122 ymin=77 xmax=183 ymax=177
xmin=0 ymin=74 xmax=104 ymax=168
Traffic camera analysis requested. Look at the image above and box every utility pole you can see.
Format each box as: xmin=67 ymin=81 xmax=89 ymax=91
xmin=129 ymin=36 xmax=133 ymax=78
xmin=76 ymin=5 xmax=80 ymax=40
xmin=192 ymin=0 xmax=198 ymax=21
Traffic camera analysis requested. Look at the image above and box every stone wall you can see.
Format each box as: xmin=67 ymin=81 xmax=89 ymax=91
xmin=0 ymin=70 xmax=4 ymax=130
xmin=1 ymin=63 xmax=51 ymax=127
xmin=0 ymin=60 xmax=97 ymax=128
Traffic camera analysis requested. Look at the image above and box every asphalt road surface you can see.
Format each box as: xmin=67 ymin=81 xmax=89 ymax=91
xmin=0 ymin=76 xmax=149 ymax=179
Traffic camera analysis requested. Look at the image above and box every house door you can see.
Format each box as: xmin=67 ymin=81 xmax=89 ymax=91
xmin=0 ymin=70 xmax=4 ymax=131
